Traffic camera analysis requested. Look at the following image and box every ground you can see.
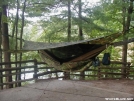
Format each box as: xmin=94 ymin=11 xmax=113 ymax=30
xmin=78 ymin=79 xmax=134 ymax=94
xmin=0 ymin=79 xmax=134 ymax=101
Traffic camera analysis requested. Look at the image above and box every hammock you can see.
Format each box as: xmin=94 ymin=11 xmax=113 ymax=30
xmin=23 ymin=33 xmax=121 ymax=72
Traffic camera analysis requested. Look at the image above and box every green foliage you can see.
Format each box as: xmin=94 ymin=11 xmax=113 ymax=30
xmin=22 ymin=0 xmax=124 ymax=42
xmin=2 ymin=15 xmax=8 ymax=23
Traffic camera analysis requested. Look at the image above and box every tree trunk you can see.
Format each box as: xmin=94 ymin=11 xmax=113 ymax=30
xmin=0 ymin=11 xmax=3 ymax=89
xmin=78 ymin=0 xmax=83 ymax=40
xmin=122 ymin=0 xmax=133 ymax=78
xmin=2 ymin=5 xmax=13 ymax=88
xmin=14 ymin=0 xmax=19 ymax=87
xmin=68 ymin=0 xmax=71 ymax=41
xmin=19 ymin=0 xmax=26 ymax=86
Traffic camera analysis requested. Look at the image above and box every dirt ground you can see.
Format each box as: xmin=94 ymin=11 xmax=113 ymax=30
xmin=0 ymin=79 xmax=134 ymax=101
xmin=74 ymin=79 xmax=134 ymax=95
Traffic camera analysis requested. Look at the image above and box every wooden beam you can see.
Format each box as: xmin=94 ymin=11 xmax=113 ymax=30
xmin=0 ymin=60 xmax=35 ymax=65
xmin=0 ymin=65 xmax=36 ymax=71
xmin=34 ymin=70 xmax=62 ymax=78
xmin=0 ymin=70 xmax=35 ymax=77
xmin=100 ymin=72 xmax=126 ymax=75
xmin=113 ymin=38 xmax=134 ymax=47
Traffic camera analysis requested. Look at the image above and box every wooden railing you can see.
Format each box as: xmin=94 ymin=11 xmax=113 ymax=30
xmin=98 ymin=62 xmax=133 ymax=80
xmin=0 ymin=60 xmax=134 ymax=90
xmin=0 ymin=59 xmax=63 ymax=90
xmin=56 ymin=61 xmax=133 ymax=80
xmin=0 ymin=60 xmax=38 ymax=89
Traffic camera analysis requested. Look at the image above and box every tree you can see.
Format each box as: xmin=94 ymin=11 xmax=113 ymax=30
xmin=18 ymin=0 xmax=27 ymax=86
xmin=122 ymin=0 xmax=134 ymax=77
xmin=2 ymin=4 xmax=13 ymax=88
xmin=67 ymin=0 xmax=71 ymax=41
xmin=78 ymin=0 xmax=83 ymax=40
xmin=0 ymin=8 xmax=3 ymax=89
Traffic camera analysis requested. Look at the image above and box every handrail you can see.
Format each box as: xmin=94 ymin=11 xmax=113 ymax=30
xmin=0 ymin=60 xmax=35 ymax=65
xmin=0 ymin=60 xmax=133 ymax=90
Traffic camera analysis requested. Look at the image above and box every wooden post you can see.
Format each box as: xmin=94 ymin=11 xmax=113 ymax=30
xmin=126 ymin=63 xmax=131 ymax=79
xmin=34 ymin=59 xmax=38 ymax=82
xmin=0 ymin=66 xmax=3 ymax=90
xmin=98 ymin=66 xmax=101 ymax=79
xmin=55 ymin=71 xmax=58 ymax=79
xmin=121 ymin=62 xmax=128 ymax=79
xmin=80 ymin=71 xmax=85 ymax=80
xmin=64 ymin=72 xmax=70 ymax=80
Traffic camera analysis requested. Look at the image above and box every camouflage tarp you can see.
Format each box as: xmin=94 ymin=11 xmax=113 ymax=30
xmin=22 ymin=33 xmax=121 ymax=51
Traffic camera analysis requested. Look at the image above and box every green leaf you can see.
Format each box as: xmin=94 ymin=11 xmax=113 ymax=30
xmin=2 ymin=15 xmax=8 ymax=23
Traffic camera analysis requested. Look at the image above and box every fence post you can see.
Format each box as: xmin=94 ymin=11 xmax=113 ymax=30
xmin=34 ymin=59 xmax=38 ymax=82
xmin=0 ymin=67 xmax=3 ymax=90
xmin=121 ymin=62 xmax=127 ymax=79
xmin=64 ymin=72 xmax=70 ymax=80
xmin=80 ymin=71 xmax=85 ymax=80
xmin=126 ymin=62 xmax=131 ymax=79
xmin=98 ymin=66 xmax=101 ymax=79
xmin=55 ymin=71 xmax=59 ymax=79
